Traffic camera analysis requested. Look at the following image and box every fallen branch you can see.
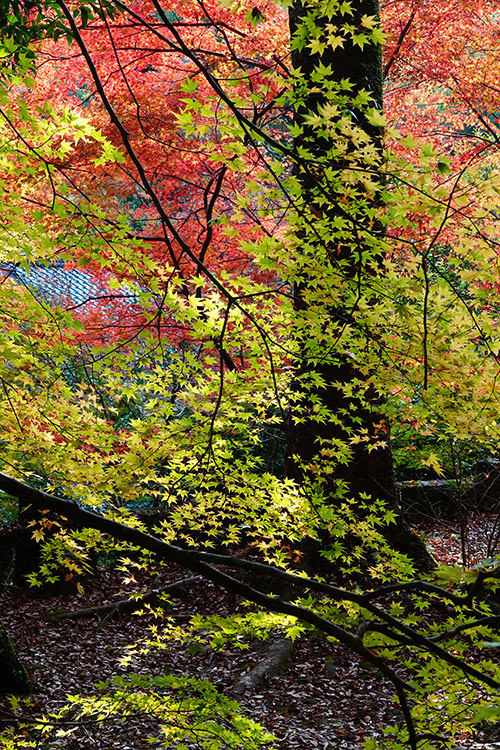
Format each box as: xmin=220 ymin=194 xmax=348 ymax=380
xmin=39 ymin=576 xmax=201 ymax=622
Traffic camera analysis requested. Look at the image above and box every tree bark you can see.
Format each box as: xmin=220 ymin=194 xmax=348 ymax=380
xmin=232 ymin=638 xmax=293 ymax=695
xmin=287 ymin=0 xmax=432 ymax=568
xmin=13 ymin=502 xmax=42 ymax=588
xmin=0 ymin=622 xmax=31 ymax=695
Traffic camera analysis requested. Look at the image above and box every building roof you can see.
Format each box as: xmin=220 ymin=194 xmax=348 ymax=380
xmin=3 ymin=262 xmax=107 ymax=308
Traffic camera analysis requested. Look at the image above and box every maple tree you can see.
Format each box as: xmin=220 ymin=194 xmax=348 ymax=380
xmin=0 ymin=0 xmax=500 ymax=748
xmin=284 ymin=0 xmax=431 ymax=565
xmin=380 ymin=0 xmax=500 ymax=504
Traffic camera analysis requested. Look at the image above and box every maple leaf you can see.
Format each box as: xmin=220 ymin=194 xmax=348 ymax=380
xmin=420 ymin=453 xmax=445 ymax=477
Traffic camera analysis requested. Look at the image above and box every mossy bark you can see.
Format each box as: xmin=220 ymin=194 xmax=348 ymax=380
xmin=0 ymin=622 xmax=31 ymax=694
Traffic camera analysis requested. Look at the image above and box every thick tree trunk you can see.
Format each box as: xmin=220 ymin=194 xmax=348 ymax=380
xmin=13 ymin=502 xmax=42 ymax=587
xmin=287 ymin=0 xmax=432 ymax=568
xmin=0 ymin=622 xmax=31 ymax=694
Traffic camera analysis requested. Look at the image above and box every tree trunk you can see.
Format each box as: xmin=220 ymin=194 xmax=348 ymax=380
xmin=0 ymin=622 xmax=31 ymax=694
xmin=287 ymin=0 xmax=432 ymax=568
xmin=13 ymin=502 xmax=42 ymax=587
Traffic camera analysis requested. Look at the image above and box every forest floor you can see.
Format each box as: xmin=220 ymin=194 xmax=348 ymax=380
xmin=1 ymin=515 xmax=500 ymax=750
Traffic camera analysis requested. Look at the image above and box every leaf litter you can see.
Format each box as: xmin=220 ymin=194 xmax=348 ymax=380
xmin=1 ymin=513 xmax=500 ymax=748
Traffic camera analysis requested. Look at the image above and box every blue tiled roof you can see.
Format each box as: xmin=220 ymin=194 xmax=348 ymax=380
xmin=3 ymin=263 xmax=106 ymax=308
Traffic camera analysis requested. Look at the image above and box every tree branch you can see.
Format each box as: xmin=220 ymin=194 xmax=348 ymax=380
xmin=1 ymin=467 xmax=500 ymax=744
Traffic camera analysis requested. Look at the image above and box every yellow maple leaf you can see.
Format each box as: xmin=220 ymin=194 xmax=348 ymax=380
xmin=421 ymin=452 xmax=445 ymax=477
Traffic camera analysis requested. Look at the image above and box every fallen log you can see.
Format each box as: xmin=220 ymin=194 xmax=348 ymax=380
xmin=232 ymin=637 xmax=294 ymax=695
xmin=398 ymin=466 xmax=500 ymax=521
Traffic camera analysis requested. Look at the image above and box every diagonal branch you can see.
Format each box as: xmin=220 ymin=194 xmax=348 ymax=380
xmin=1 ymin=469 xmax=499 ymax=695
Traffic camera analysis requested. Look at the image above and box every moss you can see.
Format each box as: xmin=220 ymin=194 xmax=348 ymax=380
xmin=0 ymin=623 xmax=31 ymax=694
